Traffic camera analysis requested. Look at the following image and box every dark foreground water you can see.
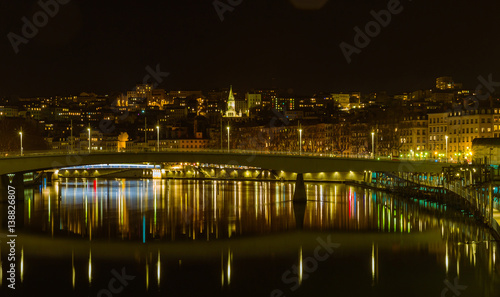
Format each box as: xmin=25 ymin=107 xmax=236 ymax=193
xmin=1 ymin=179 xmax=499 ymax=297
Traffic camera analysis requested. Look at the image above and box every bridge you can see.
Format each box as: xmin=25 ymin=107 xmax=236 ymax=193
xmin=0 ymin=149 xmax=446 ymax=200
xmin=0 ymin=149 xmax=446 ymax=176
xmin=1 ymin=149 xmax=499 ymax=239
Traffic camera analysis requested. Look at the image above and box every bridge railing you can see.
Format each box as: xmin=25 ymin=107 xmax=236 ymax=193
xmin=0 ymin=147 xmax=449 ymax=163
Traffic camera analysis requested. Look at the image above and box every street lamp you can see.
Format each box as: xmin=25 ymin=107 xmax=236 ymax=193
xmin=19 ymin=131 xmax=23 ymax=156
xmin=226 ymin=126 xmax=230 ymax=152
xmin=371 ymin=132 xmax=375 ymax=159
xmin=298 ymin=128 xmax=302 ymax=155
xmin=156 ymin=125 xmax=160 ymax=152
xmin=445 ymin=135 xmax=448 ymax=162
xmin=87 ymin=127 xmax=91 ymax=153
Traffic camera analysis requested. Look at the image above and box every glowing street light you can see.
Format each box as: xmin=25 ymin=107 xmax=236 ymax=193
xmin=19 ymin=130 xmax=23 ymax=156
xmin=227 ymin=126 xmax=230 ymax=152
xmin=445 ymin=135 xmax=448 ymax=162
xmin=156 ymin=125 xmax=160 ymax=152
xmin=87 ymin=127 xmax=91 ymax=153
xmin=298 ymin=127 xmax=302 ymax=155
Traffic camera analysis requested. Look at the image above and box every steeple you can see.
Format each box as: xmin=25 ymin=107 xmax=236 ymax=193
xmin=228 ymin=85 xmax=235 ymax=102
xmin=228 ymin=85 xmax=235 ymax=111
xmin=225 ymin=85 xmax=238 ymax=117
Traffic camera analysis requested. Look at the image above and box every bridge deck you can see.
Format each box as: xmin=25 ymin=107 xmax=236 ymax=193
xmin=0 ymin=150 xmax=448 ymax=176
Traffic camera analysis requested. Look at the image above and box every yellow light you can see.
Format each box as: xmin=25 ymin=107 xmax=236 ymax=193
xmin=298 ymin=246 xmax=303 ymax=285
xmin=88 ymin=250 xmax=92 ymax=283
xmin=157 ymin=250 xmax=161 ymax=286
xmin=20 ymin=247 xmax=24 ymax=283
xmin=72 ymin=251 xmax=75 ymax=289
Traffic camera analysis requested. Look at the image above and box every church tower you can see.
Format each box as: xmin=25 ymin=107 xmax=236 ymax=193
xmin=225 ymin=85 xmax=241 ymax=117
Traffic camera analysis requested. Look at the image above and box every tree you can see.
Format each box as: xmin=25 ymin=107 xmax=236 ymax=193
xmin=0 ymin=118 xmax=49 ymax=153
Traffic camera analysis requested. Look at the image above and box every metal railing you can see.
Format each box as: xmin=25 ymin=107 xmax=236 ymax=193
xmin=0 ymin=147 xmax=447 ymax=163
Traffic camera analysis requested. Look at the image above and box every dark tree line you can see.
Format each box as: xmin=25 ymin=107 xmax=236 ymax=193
xmin=0 ymin=118 xmax=48 ymax=153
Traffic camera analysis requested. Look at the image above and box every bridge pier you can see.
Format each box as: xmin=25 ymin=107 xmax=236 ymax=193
xmin=292 ymin=173 xmax=307 ymax=229
xmin=293 ymin=173 xmax=307 ymax=202
xmin=293 ymin=202 xmax=306 ymax=230
xmin=0 ymin=174 xmax=9 ymax=203
xmin=12 ymin=173 xmax=25 ymax=201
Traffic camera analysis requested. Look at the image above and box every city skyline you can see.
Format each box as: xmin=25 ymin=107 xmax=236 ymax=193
xmin=0 ymin=75 xmax=489 ymax=99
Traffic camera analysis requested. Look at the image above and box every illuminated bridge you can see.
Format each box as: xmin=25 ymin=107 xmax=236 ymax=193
xmin=0 ymin=149 xmax=447 ymax=202
xmin=1 ymin=149 xmax=499 ymax=239
xmin=0 ymin=149 xmax=446 ymax=176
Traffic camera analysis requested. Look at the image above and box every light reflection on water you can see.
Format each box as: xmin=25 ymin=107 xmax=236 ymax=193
xmin=0 ymin=178 xmax=499 ymax=296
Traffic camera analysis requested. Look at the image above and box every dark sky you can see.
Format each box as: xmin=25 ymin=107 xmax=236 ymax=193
xmin=1 ymin=0 xmax=500 ymax=97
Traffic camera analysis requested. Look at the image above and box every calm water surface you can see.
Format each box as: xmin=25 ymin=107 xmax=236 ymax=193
xmin=1 ymin=178 xmax=499 ymax=296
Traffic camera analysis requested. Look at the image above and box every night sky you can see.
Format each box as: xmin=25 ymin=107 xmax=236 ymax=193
xmin=1 ymin=0 xmax=500 ymax=97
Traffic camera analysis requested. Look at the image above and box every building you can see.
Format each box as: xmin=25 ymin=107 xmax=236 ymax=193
xmin=79 ymin=130 xmax=103 ymax=151
xmin=331 ymin=93 xmax=350 ymax=109
xmin=224 ymin=85 xmax=241 ymax=118
xmin=447 ymin=108 xmax=497 ymax=162
xmin=400 ymin=114 xmax=428 ymax=158
xmin=235 ymin=100 xmax=247 ymax=115
xmin=272 ymin=97 xmax=295 ymax=111
xmin=246 ymin=93 xmax=262 ymax=109
xmin=436 ymin=76 xmax=462 ymax=90
xmin=151 ymin=89 xmax=168 ymax=108
xmin=250 ymin=89 xmax=277 ymax=108
xmin=0 ymin=106 xmax=19 ymax=118
xmin=127 ymin=84 xmax=153 ymax=108
xmin=427 ymin=112 xmax=448 ymax=159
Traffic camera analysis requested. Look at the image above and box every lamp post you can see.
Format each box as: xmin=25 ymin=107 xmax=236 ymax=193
xmin=19 ymin=130 xmax=23 ymax=156
xmin=371 ymin=132 xmax=375 ymax=159
xmin=156 ymin=125 xmax=160 ymax=152
xmin=87 ymin=127 xmax=91 ymax=153
xmin=226 ymin=126 xmax=230 ymax=152
xmin=298 ymin=128 xmax=302 ymax=155
xmin=445 ymin=135 xmax=448 ymax=162
xmin=70 ymin=119 xmax=73 ymax=152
